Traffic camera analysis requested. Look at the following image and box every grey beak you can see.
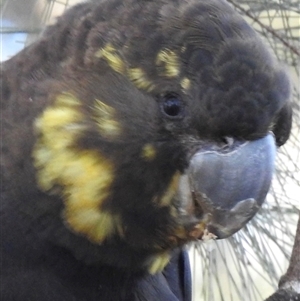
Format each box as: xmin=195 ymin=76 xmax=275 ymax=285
xmin=179 ymin=133 xmax=276 ymax=239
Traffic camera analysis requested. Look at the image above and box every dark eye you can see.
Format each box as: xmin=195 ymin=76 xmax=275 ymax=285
xmin=161 ymin=93 xmax=184 ymax=118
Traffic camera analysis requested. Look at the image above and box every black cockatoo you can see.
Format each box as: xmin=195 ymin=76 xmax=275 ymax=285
xmin=0 ymin=0 xmax=293 ymax=300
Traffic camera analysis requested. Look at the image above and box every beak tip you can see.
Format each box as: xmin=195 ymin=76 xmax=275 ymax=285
xmin=207 ymin=198 xmax=260 ymax=238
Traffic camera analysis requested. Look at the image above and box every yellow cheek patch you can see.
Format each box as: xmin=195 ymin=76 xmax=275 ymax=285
xmin=95 ymin=43 xmax=126 ymax=74
xmin=33 ymin=92 xmax=121 ymax=244
xmin=158 ymin=171 xmax=181 ymax=207
xmin=156 ymin=49 xmax=180 ymax=78
xmin=180 ymin=77 xmax=191 ymax=92
xmin=141 ymin=144 xmax=157 ymax=161
xmin=127 ymin=67 xmax=155 ymax=92
xmin=148 ymin=252 xmax=171 ymax=274
xmin=93 ymin=99 xmax=121 ymax=139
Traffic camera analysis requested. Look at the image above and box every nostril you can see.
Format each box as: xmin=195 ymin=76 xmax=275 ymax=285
xmin=220 ymin=136 xmax=234 ymax=148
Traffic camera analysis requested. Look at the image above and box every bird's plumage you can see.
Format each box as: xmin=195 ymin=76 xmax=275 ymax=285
xmin=0 ymin=0 xmax=292 ymax=300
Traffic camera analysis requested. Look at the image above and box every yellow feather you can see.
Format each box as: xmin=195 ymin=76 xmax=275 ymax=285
xmin=158 ymin=171 xmax=181 ymax=207
xmin=93 ymin=99 xmax=122 ymax=139
xmin=148 ymin=253 xmax=171 ymax=274
xmin=95 ymin=43 xmax=126 ymax=74
xmin=141 ymin=144 xmax=157 ymax=161
xmin=180 ymin=77 xmax=191 ymax=92
xmin=156 ymin=49 xmax=180 ymax=78
xmin=127 ymin=67 xmax=155 ymax=92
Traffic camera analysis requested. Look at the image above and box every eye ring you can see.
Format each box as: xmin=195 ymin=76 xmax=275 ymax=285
xmin=160 ymin=92 xmax=184 ymax=119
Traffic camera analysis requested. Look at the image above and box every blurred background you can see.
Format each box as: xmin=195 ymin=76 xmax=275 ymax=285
xmin=1 ymin=0 xmax=299 ymax=300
